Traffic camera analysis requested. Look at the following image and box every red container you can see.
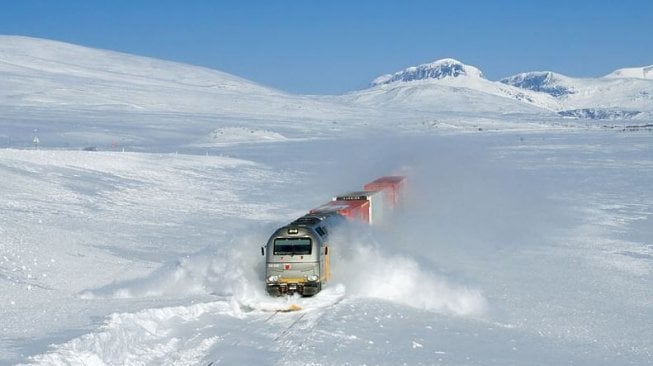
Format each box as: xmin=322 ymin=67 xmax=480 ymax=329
xmin=310 ymin=199 xmax=370 ymax=223
xmin=334 ymin=190 xmax=386 ymax=225
xmin=363 ymin=176 xmax=406 ymax=208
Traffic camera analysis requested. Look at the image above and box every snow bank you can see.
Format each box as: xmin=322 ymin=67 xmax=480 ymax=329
xmin=27 ymin=301 xmax=232 ymax=366
xmin=79 ymin=233 xmax=264 ymax=301
xmin=330 ymin=226 xmax=487 ymax=317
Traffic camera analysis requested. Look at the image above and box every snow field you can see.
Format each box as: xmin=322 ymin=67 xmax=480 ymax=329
xmin=0 ymin=148 xmax=291 ymax=362
xmin=1 ymin=130 xmax=651 ymax=365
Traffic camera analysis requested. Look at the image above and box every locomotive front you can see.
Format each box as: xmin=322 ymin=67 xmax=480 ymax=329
xmin=263 ymin=222 xmax=328 ymax=296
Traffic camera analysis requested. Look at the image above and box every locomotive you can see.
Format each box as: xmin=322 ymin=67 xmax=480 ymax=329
xmin=262 ymin=176 xmax=406 ymax=297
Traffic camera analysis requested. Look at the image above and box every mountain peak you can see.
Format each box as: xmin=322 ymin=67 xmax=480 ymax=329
xmin=604 ymin=65 xmax=653 ymax=80
xmin=500 ymin=71 xmax=576 ymax=98
xmin=371 ymin=58 xmax=484 ymax=86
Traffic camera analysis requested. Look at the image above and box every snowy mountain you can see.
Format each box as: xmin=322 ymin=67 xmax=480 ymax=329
xmin=371 ymin=58 xmax=484 ymax=86
xmin=347 ymin=58 xmax=561 ymax=114
xmin=358 ymin=58 xmax=653 ymax=120
xmin=0 ymin=36 xmax=273 ymax=111
xmin=1 ymin=34 xmax=651 ymax=148
xmin=501 ymin=67 xmax=653 ymax=119
xmin=0 ymin=35 xmax=377 ymax=149
xmin=500 ymin=71 xmax=576 ymax=97
xmin=0 ymin=35 xmax=368 ymax=120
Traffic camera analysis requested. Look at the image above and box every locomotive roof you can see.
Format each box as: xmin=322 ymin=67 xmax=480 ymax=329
xmin=290 ymin=212 xmax=342 ymax=227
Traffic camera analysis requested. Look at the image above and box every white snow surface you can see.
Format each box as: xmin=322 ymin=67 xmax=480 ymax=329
xmin=2 ymin=133 xmax=652 ymax=366
xmin=0 ymin=35 xmax=652 ymax=365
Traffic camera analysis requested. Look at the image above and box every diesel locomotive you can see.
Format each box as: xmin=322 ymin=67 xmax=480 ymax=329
xmin=262 ymin=175 xmax=406 ymax=296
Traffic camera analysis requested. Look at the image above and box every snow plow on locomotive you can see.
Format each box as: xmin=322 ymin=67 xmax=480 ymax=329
xmin=262 ymin=175 xmax=406 ymax=297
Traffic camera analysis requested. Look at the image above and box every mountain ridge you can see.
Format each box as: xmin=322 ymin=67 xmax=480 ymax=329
xmin=499 ymin=67 xmax=653 ymax=116
xmin=364 ymin=57 xmax=652 ymax=118
xmin=1 ymin=35 xmax=651 ymax=122
xmin=0 ymin=35 xmax=369 ymax=123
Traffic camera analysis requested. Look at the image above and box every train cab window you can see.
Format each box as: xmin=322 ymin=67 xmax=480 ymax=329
xmin=316 ymin=227 xmax=326 ymax=237
xmin=274 ymin=238 xmax=312 ymax=255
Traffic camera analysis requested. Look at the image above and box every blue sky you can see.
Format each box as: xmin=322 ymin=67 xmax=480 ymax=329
xmin=1 ymin=0 xmax=652 ymax=94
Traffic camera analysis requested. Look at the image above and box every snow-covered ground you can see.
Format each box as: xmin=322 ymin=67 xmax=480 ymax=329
xmin=1 ymin=130 xmax=651 ymax=365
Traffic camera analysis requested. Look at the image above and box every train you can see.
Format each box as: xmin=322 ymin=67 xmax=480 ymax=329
xmin=261 ymin=176 xmax=406 ymax=297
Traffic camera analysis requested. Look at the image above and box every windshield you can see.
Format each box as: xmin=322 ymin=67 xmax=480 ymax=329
xmin=273 ymin=238 xmax=312 ymax=255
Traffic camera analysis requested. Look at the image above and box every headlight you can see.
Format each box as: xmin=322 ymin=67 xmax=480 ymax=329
xmin=307 ymin=274 xmax=319 ymax=282
xmin=267 ymin=275 xmax=279 ymax=283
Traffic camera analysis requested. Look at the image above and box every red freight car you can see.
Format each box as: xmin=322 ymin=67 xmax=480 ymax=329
xmin=334 ymin=190 xmax=387 ymax=225
xmin=310 ymin=199 xmax=370 ymax=223
xmin=363 ymin=176 xmax=406 ymax=208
